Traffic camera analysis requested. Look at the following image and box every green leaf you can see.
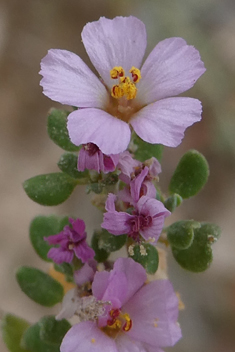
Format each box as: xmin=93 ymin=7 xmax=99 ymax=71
xmin=53 ymin=263 xmax=74 ymax=283
xmin=58 ymin=153 xmax=89 ymax=180
xmin=91 ymin=231 xmax=110 ymax=262
xmin=98 ymin=230 xmax=127 ymax=252
xmin=21 ymin=323 xmax=59 ymax=352
xmin=169 ymin=150 xmax=209 ymax=199
xmin=133 ymin=134 xmax=164 ymax=162
xmin=167 ymin=220 xmax=201 ymax=249
xmin=16 ymin=267 xmax=64 ymax=306
xmin=172 ymin=222 xmax=221 ymax=272
xmin=1 ymin=314 xmax=31 ymax=352
xmin=30 ymin=215 xmax=69 ymax=262
xmin=164 ymin=194 xmax=183 ymax=212
xmin=23 ymin=173 xmax=77 ymax=206
xmin=130 ymin=244 xmax=159 ymax=274
xmin=39 ymin=316 xmax=71 ymax=346
xmin=47 ymin=109 xmax=80 ymax=151
xmin=86 ymin=183 xmax=104 ymax=194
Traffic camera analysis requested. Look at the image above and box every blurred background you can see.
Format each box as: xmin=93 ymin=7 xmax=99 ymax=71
xmin=0 ymin=0 xmax=235 ymax=351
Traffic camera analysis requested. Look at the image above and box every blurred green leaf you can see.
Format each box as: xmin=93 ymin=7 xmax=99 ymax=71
xmin=21 ymin=323 xmax=59 ymax=352
xmin=47 ymin=109 xmax=80 ymax=151
xmin=16 ymin=267 xmax=64 ymax=306
xmin=131 ymin=243 xmax=159 ymax=274
xmin=98 ymin=230 xmax=127 ymax=252
xmin=164 ymin=193 xmax=183 ymax=212
xmin=53 ymin=263 xmax=74 ymax=283
xmin=23 ymin=173 xmax=77 ymax=206
xmin=30 ymin=215 xmax=69 ymax=262
xmin=1 ymin=314 xmax=30 ymax=352
xmin=172 ymin=222 xmax=221 ymax=272
xmin=86 ymin=182 xmax=103 ymax=194
xmin=133 ymin=134 xmax=164 ymax=162
xmin=39 ymin=316 xmax=71 ymax=346
xmin=91 ymin=231 xmax=110 ymax=262
xmin=167 ymin=220 xmax=200 ymax=249
xmin=169 ymin=150 xmax=209 ymax=199
xmin=58 ymin=153 xmax=89 ymax=180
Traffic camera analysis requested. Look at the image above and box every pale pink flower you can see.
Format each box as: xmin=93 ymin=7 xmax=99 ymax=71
xmin=40 ymin=16 xmax=205 ymax=154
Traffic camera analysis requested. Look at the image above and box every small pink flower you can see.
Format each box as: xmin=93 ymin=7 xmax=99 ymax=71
xmin=44 ymin=218 xmax=95 ymax=264
xmin=78 ymin=143 xmax=119 ymax=174
xmin=40 ymin=16 xmax=205 ymax=154
xmin=60 ymin=258 xmax=181 ymax=352
xmin=102 ymin=194 xmax=170 ymax=243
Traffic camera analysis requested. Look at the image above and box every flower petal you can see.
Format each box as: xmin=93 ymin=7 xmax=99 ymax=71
xmin=74 ymin=241 xmax=95 ymax=263
xmin=102 ymin=211 xmax=133 ymax=235
xmin=60 ymin=321 xmax=118 ymax=352
xmin=130 ymin=97 xmax=202 ymax=147
xmin=124 ymin=280 xmax=182 ymax=347
xmin=74 ymin=261 xmax=96 ymax=286
xmin=82 ymin=16 xmax=147 ymax=88
xmin=47 ymin=247 xmax=73 ymax=264
xmin=137 ymin=37 xmax=206 ymax=105
xmin=40 ymin=49 xmax=108 ymax=108
xmin=67 ymin=109 xmax=131 ymax=154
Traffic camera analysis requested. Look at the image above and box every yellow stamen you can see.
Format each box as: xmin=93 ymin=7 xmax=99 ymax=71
xmin=110 ymin=66 xmax=125 ymax=79
xmin=129 ymin=67 xmax=141 ymax=83
xmin=122 ymin=313 xmax=132 ymax=332
xmin=111 ymin=85 xmax=124 ymax=99
xmin=121 ymin=77 xmax=137 ymax=100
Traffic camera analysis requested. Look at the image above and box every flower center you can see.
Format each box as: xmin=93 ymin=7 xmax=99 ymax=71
xmin=84 ymin=143 xmax=99 ymax=156
xmin=106 ymin=308 xmax=132 ymax=332
xmin=130 ymin=214 xmax=152 ymax=233
xmin=110 ymin=66 xmax=141 ymax=100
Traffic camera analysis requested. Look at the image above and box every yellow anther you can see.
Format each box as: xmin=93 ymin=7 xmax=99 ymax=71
xmin=121 ymin=78 xmax=137 ymax=100
xmin=111 ymin=85 xmax=124 ymax=99
xmin=110 ymin=66 xmax=125 ymax=79
xmin=122 ymin=313 xmax=132 ymax=332
xmin=130 ymin=67 xmax=141 ymax=83
xmin=109 ymin=318 xmax=122 ymax=329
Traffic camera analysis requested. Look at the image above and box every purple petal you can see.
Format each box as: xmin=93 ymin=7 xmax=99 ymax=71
xmin=130 ymin=97 xmax=202 ymax=147
xmin=115 ymin=334 xmax=147 ymax=352
xmin=112 ymin=258 xmax=147 ymax=306
xmin=130 ymin=166 xmax=149 ymax=203
xmin=44 ymin=232 xmax=65 ymax=245
xmin=105 ymin=193 xmax=117 ymax=212
xmin=74 ymin=241 xmax=95 ymax=263
xmin=137 ymin=37 xmax=206 ymax=105
xmin=60 ymin=321 xmax=118 ymax=352
xmin=70 ymin=218 xmax=86 ymax=236
xmin=40 ymin=49 xmax=108 ymax=108
xmin=74 ymin=261 xmax=96 ymax=286
xmin=118 ymin=151 xmax=141 ymax=183
xmin=67 ymin=109 xmax=131 ymax=154
xmin=47 ymin=247 xmax=73 ymax=264
xmin=103 ymin=154 xmax=119 ymax=173
xmin=82 ymin=16 xmax=147 ymax=88
xmin=78 ymin=148 xmax=100 ymax=172
xmin=124 ymin=280 xmax=182 ymax=347
xmin=92 ymin=271 xmax=111 ymax=300
xmin=102 ymin=211 xmax=133 ymax=235
xmin=137 ymin=196 xmax=170 ymax=218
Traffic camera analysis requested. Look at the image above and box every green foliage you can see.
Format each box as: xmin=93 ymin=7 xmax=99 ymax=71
xmin=169 ymin=150 xmax=209 ymax=199
xmin=133 ymin=134 xmax=164 ymax=162
xmin=172 ymin=223 xmax=221 ymax=272
xmin=91 ymin=231 xmax=110 ymax=262
xmin=130 ymin=243 xmax=159 ymax=274
xmin=30 ymin=215 xmax=69 ymax=262
xmin=164 ymin=194 xmax=183 ymax=212
xmin=47 ymin=109 xmax=80 ymax=151
xmin=53 ymin=263 xmax=74 ymax=283
xmin=167 ymin=220 xmax=201 ymax=249
xmin=1 ymin=314 xmax=31 ymax=352
xmin=39 ymin=316 xmax=71 ymax=346
xmin=97 ymin=230 xmax=127 ymax=252
xmin=23 ymin=173 xmax=77 ymax=206
xmin=16 ymin=267 xmax=64 ymax=306
xmin=58 ymin=153 xmax=89 ymax=180
xmin=21 ymin=323 xmax=59 ymax=352
xmin=86 ymin=182 xmax=104 ymax=194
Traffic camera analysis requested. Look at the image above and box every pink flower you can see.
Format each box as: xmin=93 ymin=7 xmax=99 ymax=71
xmin=60 ymin=257 xmax=181 ymax=352
xmin=101 ymin=194 xmax=170 ymax=244
xmin=78 ymin=143 xmax=119 ymax=174
xmin=44 ymin=218 xmax=95 ymax=264
xmin=40 ymin=16 xmax=205 ymax=155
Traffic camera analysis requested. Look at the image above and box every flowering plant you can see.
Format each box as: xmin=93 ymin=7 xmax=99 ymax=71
xmin=2 ymin=16 xmax=220 ymax=352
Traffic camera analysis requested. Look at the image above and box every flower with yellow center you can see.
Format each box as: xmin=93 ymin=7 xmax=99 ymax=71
xmin=40 ymin=16 xmax=205 ymax=155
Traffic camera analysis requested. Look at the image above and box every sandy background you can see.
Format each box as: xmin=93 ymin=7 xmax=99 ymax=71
xmin=1 ymin=1 xmax=235 ymax=351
